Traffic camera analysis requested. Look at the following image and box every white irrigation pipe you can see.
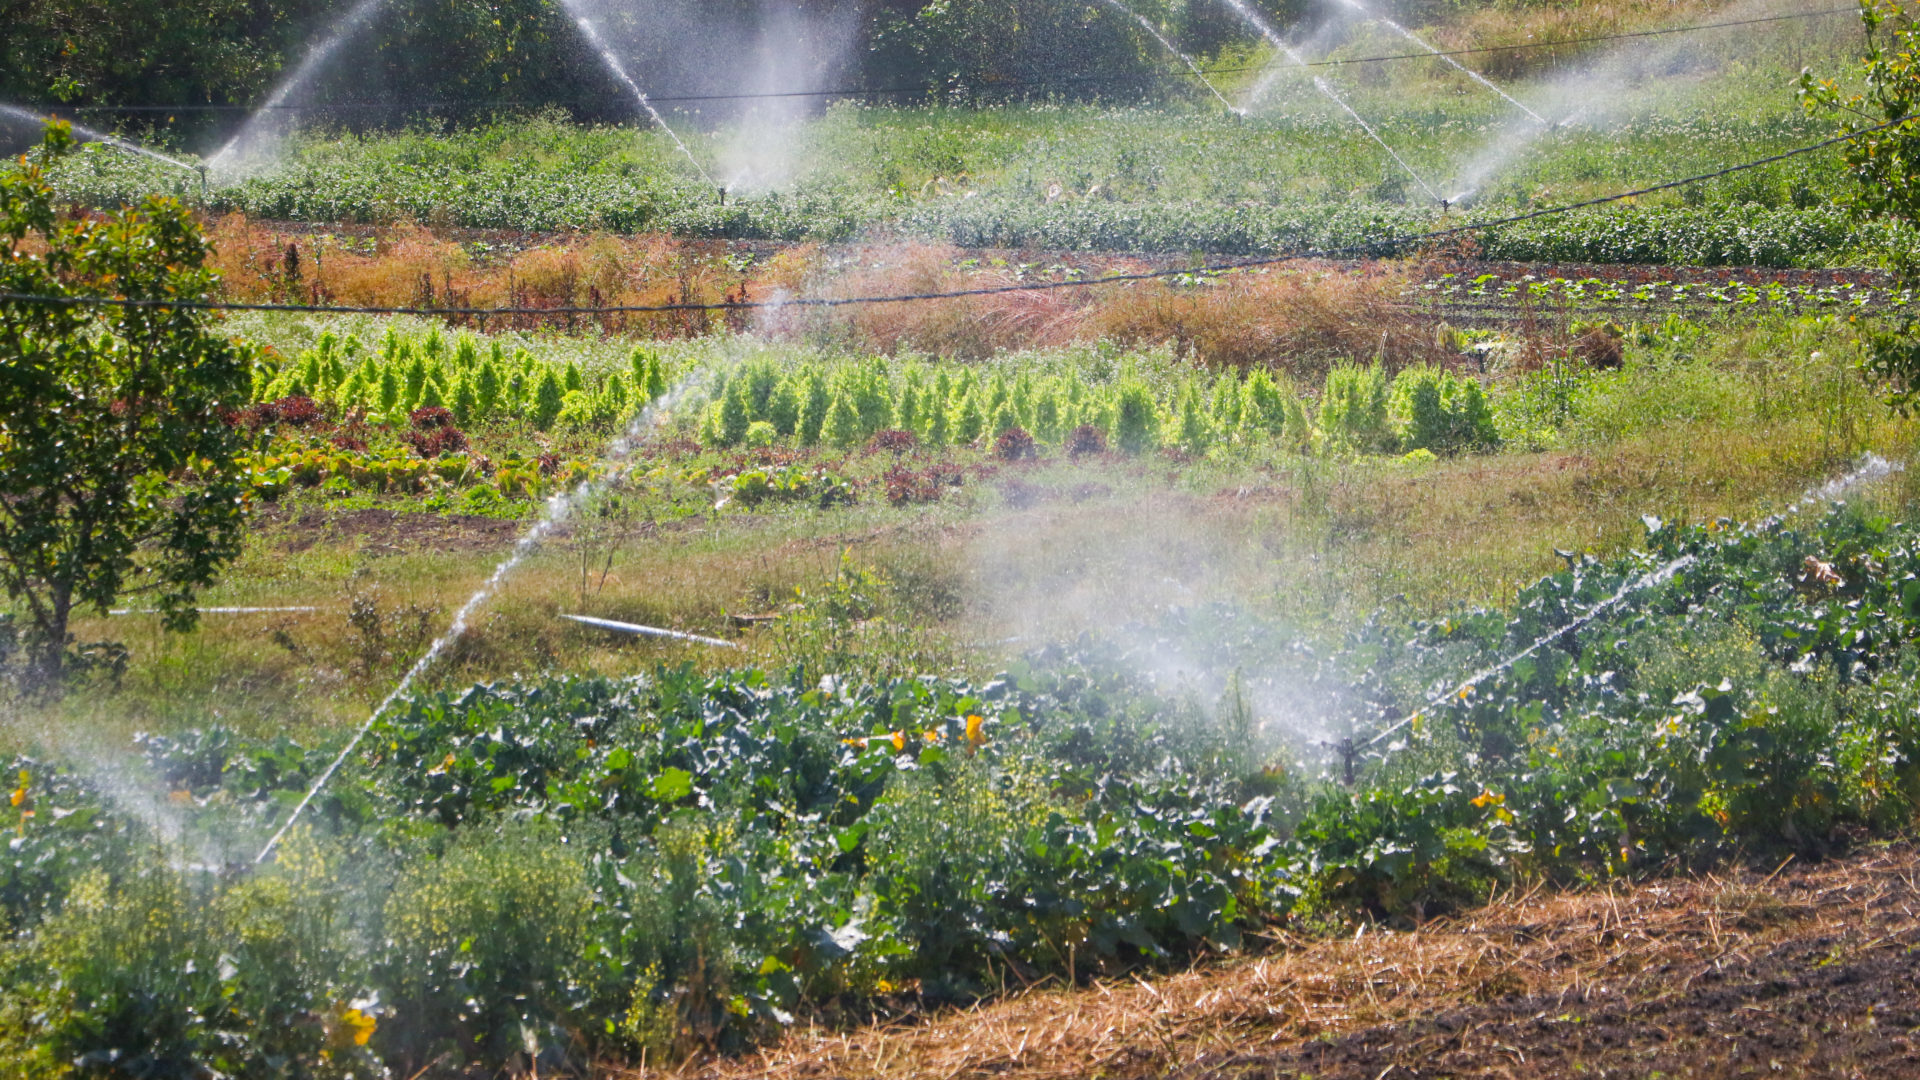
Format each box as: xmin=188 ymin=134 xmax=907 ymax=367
xmin=107 ymin=606 xmax=319 ymax=615
xmin=561 ymin=613 xmax=737 ymax=649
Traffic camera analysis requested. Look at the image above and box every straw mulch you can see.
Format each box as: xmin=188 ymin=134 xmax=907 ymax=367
xmin=622 ymin=844 xmax=1920 ymax=1080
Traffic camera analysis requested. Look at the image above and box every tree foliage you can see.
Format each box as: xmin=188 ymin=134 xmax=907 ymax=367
xmin=0 ymin=124 xmax=251 ymax=681
xmin=1801 ymin=0 xmax=1920 ymax=408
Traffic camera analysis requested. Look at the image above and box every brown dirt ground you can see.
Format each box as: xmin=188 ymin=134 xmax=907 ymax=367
xmin=642 ymin=846 xmax=1920 ymax=1080
xmin=256 ymin=506 xmax=524 ymax=555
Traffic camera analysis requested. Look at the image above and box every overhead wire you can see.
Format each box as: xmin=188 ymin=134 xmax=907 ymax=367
xmin=0 ymin=118 xmax=1903 ymax=319
xmin=30 ymin=5 xmax=1862 ymax=115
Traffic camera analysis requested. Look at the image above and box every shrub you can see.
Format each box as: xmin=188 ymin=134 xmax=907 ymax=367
xmin=1064 ymin=423 xmax=1108 ymax=457
xmin=1317 ymin=362 xmax=1395 ymax=454
xmin=378 ymin=827 xmax=599 ymax=1071
xmin=745 ymin=420 xmax=778 ymax=450
xmin=992 ymin=426 xmax=1038 ymax=461
xmin=1389 ymin=366 xmax=1499 ymax=454
xmin=1112 ymin=381 xmax=1160 ymax=455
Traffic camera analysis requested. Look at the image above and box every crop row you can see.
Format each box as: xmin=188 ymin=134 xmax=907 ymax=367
xmin=43 ymin=134 xmax=1896 ymax=269
xmin=690 ymin=353 xmax=1496 ymax=458
xmin=253 ymin=326 xmax=1503 ymax=461
xmin=3 ymin=504 xmax=1917 ymax=1074
xmin=253 ymin=325 xmax=672 ymax=432
xmin=1419 ymin=273 xmax=1913 ymax=310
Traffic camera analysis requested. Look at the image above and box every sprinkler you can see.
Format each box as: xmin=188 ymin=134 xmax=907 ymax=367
xmin=197 ymin=165 xmax=208 ymax=201
xmin=1322 ymin=737 xmax=1360 ymax=787
xmin=718 ymin=186 xmax=726 ymax=206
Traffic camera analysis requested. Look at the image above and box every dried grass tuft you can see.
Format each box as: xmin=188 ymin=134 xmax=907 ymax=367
xmin=611 ymin=846 xmax=1920 ymax=1080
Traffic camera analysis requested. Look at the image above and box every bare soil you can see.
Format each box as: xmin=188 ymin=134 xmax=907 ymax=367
xmin=257 ymin=506 xmax=524 ymax=555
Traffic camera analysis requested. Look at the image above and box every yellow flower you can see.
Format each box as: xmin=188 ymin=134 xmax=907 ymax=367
xmin=1457 ymin=684 xmax=1474 ymax=700
xmin=890 ymin=731 xmax=906 ymax=752
xmin=344 ymin=1009 xmax=376 ymax=1046
xmin=323 ymin=1003 xmax=378 ymax=1053
xmin=965 ymin=714 xmax=987 ymax=747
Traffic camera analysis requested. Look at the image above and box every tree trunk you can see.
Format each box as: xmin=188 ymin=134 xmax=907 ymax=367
xmin=28 ymin=587 xmax=70 ymax=688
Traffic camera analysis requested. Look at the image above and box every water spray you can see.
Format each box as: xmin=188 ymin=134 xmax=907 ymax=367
xmin=1 ymin=103 xmax=201 ymax=174
xmin=1214 ymin=0 xmax=1444 ymax=204
xmin=1365 ymin=453 xmax=1906 ymax=756
xmin=254 ymin=374 xmax=708 ymax=865
xmin=1366 ymin=552 xmax=1697 ymax=751
xmin=1329 ymin=0 xmax=1547 ymax=125
xmin=207 ymin=0 xmax=390 ymax=176
xmin=1097 ymin=0 xmax=1241 ymax=114
xmin=562 ymin=8 xmax=720 ymax=188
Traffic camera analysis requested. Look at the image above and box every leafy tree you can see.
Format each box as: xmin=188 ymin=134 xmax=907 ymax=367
xmin=0 ymin=125 xmax=250 ymax=682
xmin=1801 ymin=0 xmax=1920 ymax=408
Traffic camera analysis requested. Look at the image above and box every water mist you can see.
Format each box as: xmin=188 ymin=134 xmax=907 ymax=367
xmin=207 ymin=0 xmax=391 ymax=179
xmin=1 ymin=103 xmax=200 ymax=174
xmin=1216 ymin=0 xmax=1443 ymax=202
xmin=257 ymin=373 xmax=710 ymax=863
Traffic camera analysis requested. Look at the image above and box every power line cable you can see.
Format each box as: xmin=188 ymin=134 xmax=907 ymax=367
xmin=38 ymin=5 xmax=1861 ymax=115
xmin=0 ymin=118 xmax=1902 ymax=318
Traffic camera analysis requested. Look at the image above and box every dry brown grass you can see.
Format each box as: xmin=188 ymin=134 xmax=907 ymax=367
xmin=812 ymin=242 xmax=1451 ymax=374
xmin=1082 ymin=261 xmax=1452 ymax=378
xmin=624 ymin=844 xmax=1920 ymax=1080
xmin=1425 ymin=0 xmax=1731 ymax=81
xmin=205 ymin=221 xmax=1455 ymax=373
xmin=205 ymin=216 xmax=763 ymax=337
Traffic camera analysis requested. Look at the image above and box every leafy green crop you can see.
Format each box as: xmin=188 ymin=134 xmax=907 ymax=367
xmin=7 ymin=501 xmax=1920 ymax=1073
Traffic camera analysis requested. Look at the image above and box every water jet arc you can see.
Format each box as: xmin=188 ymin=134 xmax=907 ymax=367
xmin=1330 ymin=0 xmax=1547 ymax=125
xmin=254 ymin=376 xmax=705 ymax=865
xmin=561 ymin=7 xmax=720 ymax=188
xmin=207 ymin=0 xmax=391 ymax=175
xmin=1 ymin=103 xmax=199 ymax=173
xmin=1214 ymin=0 xmax=1443 ymax=203
xmin=1096 ymin=0 xmax=1240 ymax=113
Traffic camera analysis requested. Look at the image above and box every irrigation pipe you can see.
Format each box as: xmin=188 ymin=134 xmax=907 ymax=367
xmin=560 ymin=613 xmax=737 ymax=648
xmin=107 ymin=606 xmax=318 ymax=615
xmin=4 ymin=118 xmax=1906 ymax=319
xmin=44 ymin=6 xmax=1862 ymax=114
